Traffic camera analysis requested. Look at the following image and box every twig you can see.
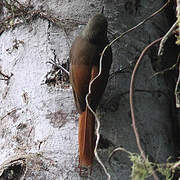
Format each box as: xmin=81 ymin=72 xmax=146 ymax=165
xmin=153 ymin=53 xmax=180 ymax=79
xmin=99 ymin=0 xmax=171 ymax=62
xmin=158 ymin=20 xmax=178 ymax=56
xmin=152 ymin=52 xmax=180 ymax=78
xmin=0 ymin=108 xmax=19 ymax=121
xmin=85 ymin=1 xmax=170 ymax=179
xmin=176 ymin=0 xmax=180 ymax=45
xmin=108 ymin=147 xmax=131 ymax=164
xmin=0 ymin=70 xmax=10 ymax=79
xmin=0 ymin=78 xmax=9 ymax=80
xmin=0 ymin=70 xmax=13 ymax=82
xmin=0 ymin=2 xmax=83 ymax=36
xmin=85 ymin=64 xmax=111 ymax=180
xmin=130 ymin=37 xmax=162 ymax=180
xmin=86 ymin=36 xmax=164 ymax=180
xmin=172 ymin=160 xmax=180 ymax=169
xmin=47 ymin=61 xmax=69 ymax=75
xmin=151 ymin=63 xmax=177 ymax=78
xmin=175 ymin=63 xmax=180 ymax=107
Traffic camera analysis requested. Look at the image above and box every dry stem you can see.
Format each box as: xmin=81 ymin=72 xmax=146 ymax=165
xmin=86 ymin=1 xmax=170 ymax=179
xmin=130 ymin=38 xmax=162 ymax=180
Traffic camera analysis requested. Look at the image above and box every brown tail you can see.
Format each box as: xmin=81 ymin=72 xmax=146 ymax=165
xmin=78 ymin=106 xmax=95 ymax=167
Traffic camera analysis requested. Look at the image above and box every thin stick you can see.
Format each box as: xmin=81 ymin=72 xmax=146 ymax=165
xmin=158 ymin=20 xmax=178 ymax=56
xmin=99 ymin=0 xmax=171 ymax=63
xmin=175 ymin=63 xmax=180 ymax=107
xmin=0 ymin=71 xmax=11 ymax=79
xmin=47 ymin=61 xmax=69 ymax=75
xmin=85 ymin=1 xmax=170 ymax=178
xmin=85 ymin=50 xmax=111 ymax=179
xmin=172 ymin=160 xmax=180 ymax=169
xmin=176 ymin=0 xmax=180 ymax=45
xmin=108 ymin=147 xmax=131 ymax=164
xmin=130 ymin=37 xmax=162 ymax=180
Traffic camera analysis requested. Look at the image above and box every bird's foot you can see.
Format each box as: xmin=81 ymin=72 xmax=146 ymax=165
xmin=76 ymin=158 xmax=92 ymax=176
xmin=79 ymin=166 xmax=92 ymax=177
xmin=76 ymin=163 xmax=92 ymax=177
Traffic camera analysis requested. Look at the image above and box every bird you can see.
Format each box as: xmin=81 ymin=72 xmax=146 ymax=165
xmin=69 ymin=13 xmax=112 ymax=172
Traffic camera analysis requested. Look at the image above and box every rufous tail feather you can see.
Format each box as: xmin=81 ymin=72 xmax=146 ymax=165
xmin=78 ymin=106 xmax=95 ymax=167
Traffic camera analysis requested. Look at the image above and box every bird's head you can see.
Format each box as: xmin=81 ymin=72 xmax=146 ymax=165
xmin=82 ymin=14 xmax=108 ymax=44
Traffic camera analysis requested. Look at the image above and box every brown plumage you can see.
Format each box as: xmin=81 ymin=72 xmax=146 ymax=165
xmin=70 ymin=14 xmax=112 ymax=169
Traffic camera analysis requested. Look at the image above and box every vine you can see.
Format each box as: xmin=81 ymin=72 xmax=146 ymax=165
xmin=0 ymin=0 xmax=179 ymax=180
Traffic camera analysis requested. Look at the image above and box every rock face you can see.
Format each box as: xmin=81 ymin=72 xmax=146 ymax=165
xmin=0 ymin=0 xmax=179 ymax=179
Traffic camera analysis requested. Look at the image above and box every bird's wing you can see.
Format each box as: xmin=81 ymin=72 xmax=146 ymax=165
xmin=70 ymin=64 xmax=92 ymax=113
xmin=70 ymin=37 xmax=98 ymax=113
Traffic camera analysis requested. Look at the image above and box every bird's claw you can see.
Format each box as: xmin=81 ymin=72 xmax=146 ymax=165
xmin=76 ymin=163 xmax=92 ymax=177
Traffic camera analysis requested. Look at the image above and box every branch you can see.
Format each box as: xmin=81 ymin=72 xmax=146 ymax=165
xmin=47 ymin=60 xmax=69 ymax=76
xmin=175 ymin=63 xmax=180 ymax=107
xmin=130 ymin=38 xmax=162 ymax=180
xmin=172 ymin=160 xmax=180 ymax=169
xmin=84 ymin=1 xmax=171 ymax=179
xmin=99 ymin=0 xmax=171 ymax=61
xmin=158 ymin=20 xmax=178 ymax=56
xmin=85 ymin=57 xmax=111 ymax=179
xmin=108 ymin=147 xmax=131 ymax=164
xmin=176 ymin=0 xmax=180 ymax=45
xmin=0 ymin=2 xmax=83 ymax=35
xmin=0 ymin=70 xmax=13 ymax=82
